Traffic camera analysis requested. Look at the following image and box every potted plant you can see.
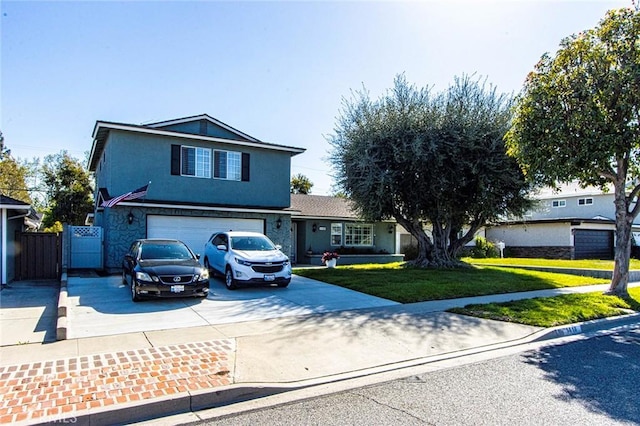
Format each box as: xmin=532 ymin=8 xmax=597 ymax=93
xmin=321 ymin=251 xmax=340 ymax=268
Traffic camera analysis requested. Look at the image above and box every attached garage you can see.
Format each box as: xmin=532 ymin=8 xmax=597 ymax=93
xmin=147 ymin=215 xmax=264 ymax=254
xmin=574 ymin=229 xmax=614 ymax=260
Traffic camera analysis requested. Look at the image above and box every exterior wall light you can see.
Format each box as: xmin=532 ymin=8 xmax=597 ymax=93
xmin=276 ymin=218 xmax=282 ymax=229
xmin=127 ymin=212 xmax=134 ymax=225
xmin=312 ymin=223 xmax=317 ymax=232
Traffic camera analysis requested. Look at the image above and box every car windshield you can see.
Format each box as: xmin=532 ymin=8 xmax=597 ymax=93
xmin=230 ymin=236 xmax=276 ymax=251
xmin=140 ymin=242 xmax=193 ymax=260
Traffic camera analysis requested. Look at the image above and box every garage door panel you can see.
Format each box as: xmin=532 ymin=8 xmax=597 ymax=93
xmin=574 ymin=229 xmax=613 ymax=260
xmin=147 ymin=216 xmax=264 ymax=255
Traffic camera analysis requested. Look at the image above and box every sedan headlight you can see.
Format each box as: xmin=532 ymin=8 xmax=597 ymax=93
xmin=136 ymin=271 xmax=158 ymax=282
xmin=235 ymin=257 xmax=252 ymax=266
xmin=195 ymin=269 xmax=209 ymax=281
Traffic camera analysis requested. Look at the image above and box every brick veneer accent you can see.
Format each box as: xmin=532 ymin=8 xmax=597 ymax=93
xmin=505 ymin=246 xmax=574 ymax=260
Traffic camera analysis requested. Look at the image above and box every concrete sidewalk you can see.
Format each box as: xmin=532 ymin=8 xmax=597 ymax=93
xmin=1 ymin=282 xmax=640 ymax=425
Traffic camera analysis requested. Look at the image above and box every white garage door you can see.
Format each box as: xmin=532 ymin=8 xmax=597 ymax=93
xmin=147 ymin=215 xmax=264 ymax=255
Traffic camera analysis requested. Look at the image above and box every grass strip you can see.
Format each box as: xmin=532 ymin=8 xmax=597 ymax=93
xmin=448 ymin=287 xmax=640 ymax=327
xmin=464 ymin=257 xmax=640 ymax=270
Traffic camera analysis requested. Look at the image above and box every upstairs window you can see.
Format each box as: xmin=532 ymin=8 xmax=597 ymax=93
xmin=171 ymin=145 xmax=250 ymax=181
xmin=552 ymin=200 xmax=566 ymax=208
xmin=215 ymin=150 xmax=241 ymax=181
xmin=578 ymin=198 xmax=593 ymax=206
xmin=181 ymin=146 xmax=211 ymax=178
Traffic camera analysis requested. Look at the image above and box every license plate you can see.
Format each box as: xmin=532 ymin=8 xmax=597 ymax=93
xmin=264 ymin=274 xmax=275 ymax=281
xmin=171 ymin=285 xmax=185 ymax=293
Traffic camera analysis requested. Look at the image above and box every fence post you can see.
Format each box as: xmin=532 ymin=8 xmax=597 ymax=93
xmin=62 ymin=223 xmax=70 ymax=275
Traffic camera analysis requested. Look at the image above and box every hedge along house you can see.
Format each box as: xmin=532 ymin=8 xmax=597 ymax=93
xmin=289 ymin=194 xmax=403 ymax=265
xmin=88 ymin=114 xmax=305 ymax=272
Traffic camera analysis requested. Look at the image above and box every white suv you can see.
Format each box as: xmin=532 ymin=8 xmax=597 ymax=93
xmin=203 ymin=231 xmax=292 ymax=290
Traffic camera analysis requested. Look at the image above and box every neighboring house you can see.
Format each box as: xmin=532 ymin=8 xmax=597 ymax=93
xmin=486 ymin=182 xmax=640 ymax=259
xmin=289 ymin=194 xmax=403 ymax=265
xmin=88 ymin=114 xmax=305 ymax=271
xmin=0 ymin=195 xmax=35 ymax=285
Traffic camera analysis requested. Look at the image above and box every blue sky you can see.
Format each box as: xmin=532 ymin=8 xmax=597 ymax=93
xmin=1 ymin=0 xmax=631 ymax=195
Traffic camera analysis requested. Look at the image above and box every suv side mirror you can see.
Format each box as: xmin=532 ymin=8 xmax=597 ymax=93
xmin=275 ymin=244 xmax=282 ymax=251
xmin=216 ymin=244 xmax=227 ymax=251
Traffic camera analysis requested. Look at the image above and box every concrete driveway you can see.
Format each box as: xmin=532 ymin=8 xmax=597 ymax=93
xmin=0 ymin=280 xmax=59 ymax=346
xmin=65 ymin=274 xmax=399 ymax=339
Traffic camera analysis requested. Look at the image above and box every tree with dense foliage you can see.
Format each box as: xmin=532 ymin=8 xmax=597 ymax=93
xmin=329 ymin=75 xmax=534 ymax=267
xmin=505 ymin=7 xmax=640 ymax=297
xmin=41 ymin=151 xmax=94 ymax=228
xmin=0 ymin=131 xmax=32 ymax=204
xmin=290 ymin=173 xmax=314 ymax=194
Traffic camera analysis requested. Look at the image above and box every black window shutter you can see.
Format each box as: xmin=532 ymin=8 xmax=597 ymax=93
xmin=214 ymin=151 xmax=221 ymax=178
xmin=241 ymin=153 xmax=250 ymax=181
xmin=171 ymin=145 xmax=180 ymax=175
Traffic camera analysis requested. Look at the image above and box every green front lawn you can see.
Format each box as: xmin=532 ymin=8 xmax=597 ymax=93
xmin=293 ymin=262 xmax=609 ymax=304
xmin=464 ymin=257 xmax=640 ymax=270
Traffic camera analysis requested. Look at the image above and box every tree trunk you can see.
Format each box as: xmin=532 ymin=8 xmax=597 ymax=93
xmin=608 ymin=179 xmax=632 ymax=298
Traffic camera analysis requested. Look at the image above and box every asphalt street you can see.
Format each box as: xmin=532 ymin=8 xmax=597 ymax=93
xmin=190 ymin=327 xmax=640 ymax=426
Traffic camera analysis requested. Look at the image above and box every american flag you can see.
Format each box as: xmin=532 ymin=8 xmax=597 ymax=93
xmin=101 ymin=183 xmax=149 ymax=208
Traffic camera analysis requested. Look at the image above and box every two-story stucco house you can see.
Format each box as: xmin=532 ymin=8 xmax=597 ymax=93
xmin=88 ymin=114 xmax=305 ymax=271
xmin=486 ymin=182 xmax=640 ymax=259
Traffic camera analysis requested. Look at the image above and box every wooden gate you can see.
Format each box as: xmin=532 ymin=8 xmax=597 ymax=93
xmin=15 ymin=232 xmax=62 ymax=280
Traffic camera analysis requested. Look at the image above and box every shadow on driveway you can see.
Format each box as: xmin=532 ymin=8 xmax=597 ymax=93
xmin=0 ymin=280 xmax=59 ymax=345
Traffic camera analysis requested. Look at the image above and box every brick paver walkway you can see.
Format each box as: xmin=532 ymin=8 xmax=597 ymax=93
xmin=0 ymin=339 xmax=235 ymax=424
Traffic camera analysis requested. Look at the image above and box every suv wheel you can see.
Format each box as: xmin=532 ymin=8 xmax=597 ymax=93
xmin=225 ymin=267 xmax=237 ymax=290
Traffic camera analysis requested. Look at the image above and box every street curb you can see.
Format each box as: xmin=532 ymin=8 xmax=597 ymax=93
xmin=531 ymin=311 xmax=640 ymax=342
xmin=56 ymin=271 xmax=68 ymax=341
xmin=29 ymin=313 xmax=640 ymax=426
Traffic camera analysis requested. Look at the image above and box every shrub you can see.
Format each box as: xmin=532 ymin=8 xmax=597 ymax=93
xmin=470 ymin=236 xmax=499 ymax=258
xmin=401 ymin=244 xmax=419 ymax=261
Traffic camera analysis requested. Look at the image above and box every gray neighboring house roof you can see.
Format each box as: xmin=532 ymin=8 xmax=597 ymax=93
xmin=290 ymin=194 xmax=359 ymax=220
xmin=0 ymin=195 xmax=30 ymax=209
xmin=0 ymin=196 xmax=41 ymax=230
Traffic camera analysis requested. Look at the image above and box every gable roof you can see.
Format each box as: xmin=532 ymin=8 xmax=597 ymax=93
xmin=144 ymin=114 xmax=260 ymax=142
xmin=88 ymin=114 xmax=305 ymax=171
xmin=290 ymin=194 xmax=359 ymax=220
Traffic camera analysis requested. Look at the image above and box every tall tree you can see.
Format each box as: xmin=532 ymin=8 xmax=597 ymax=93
xmin=505 ymin=7 xmax=640 ymax=297
xmin=329 ymin=75 xmax=534 ymax=267
xmin=291 ymin=173 xmax=314 ymax=194
xmin=41 ymin=151 xmax=94 ymax=228
xmin=0 ymin=131 xmax=32 ymax=204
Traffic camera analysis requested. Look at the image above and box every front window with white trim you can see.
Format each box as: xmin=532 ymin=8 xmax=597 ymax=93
xmin=552 ymin=200 xmax=566 ymax=208
xmin=331 ymin=223 xmax=342 ymax=246
xmin=578 ymin=197 xmax=593 ymax=206
xmin=181 ymin=146 xmax=211 ymax=178
xmin=345 ymin=223 xmax=373 ymax=246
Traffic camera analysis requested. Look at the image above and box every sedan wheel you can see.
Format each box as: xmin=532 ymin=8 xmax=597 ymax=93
xmin=225 ymin=267 xmax=237 ymax=290
xmin=131 ymin=278 xmax=140 ymax=302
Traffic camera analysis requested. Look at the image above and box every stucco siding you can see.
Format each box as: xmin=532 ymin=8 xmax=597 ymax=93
xmin=102 ymin=131 xmax=291 ymax=208
xmin=486 ymin=222 xmax=572 ymax=247
xmin=529 ymin=193 xmax=616 ymax=220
